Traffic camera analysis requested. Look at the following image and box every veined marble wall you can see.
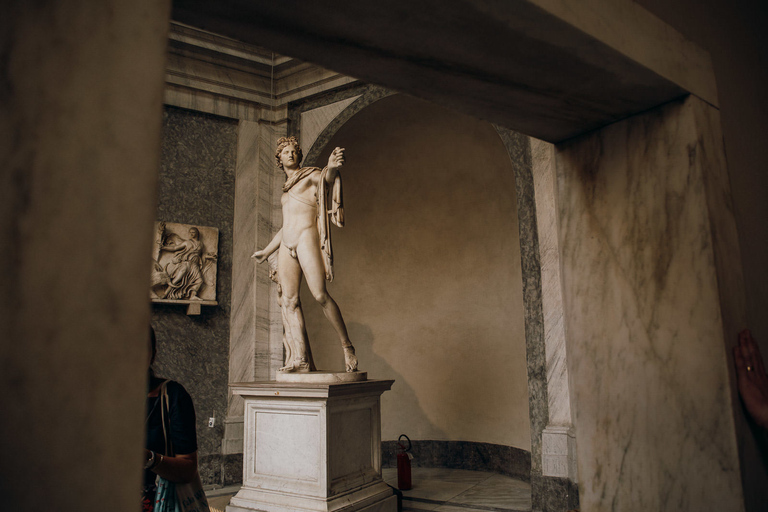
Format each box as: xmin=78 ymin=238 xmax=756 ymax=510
xmin=152 ymin=106 xmax=237 ymax=486
xmin=556 ymin=96 xmax=744 ymax=511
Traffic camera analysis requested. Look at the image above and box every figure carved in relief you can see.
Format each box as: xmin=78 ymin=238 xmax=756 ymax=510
xmin=151 ymin=223 xmax=216 ymax=301
xmin=252 ymin=137 xmax=358 ymax=373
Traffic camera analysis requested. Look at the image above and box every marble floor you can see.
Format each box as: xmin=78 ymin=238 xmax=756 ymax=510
xmin=382 ymin=467 xmax=532 ymax=512
xmin=205 ymin=467 xmax=532 ymax=512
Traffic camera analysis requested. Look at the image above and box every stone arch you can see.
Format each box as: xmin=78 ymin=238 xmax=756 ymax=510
xmin=302 ymin=85 xmax=395 ymax=167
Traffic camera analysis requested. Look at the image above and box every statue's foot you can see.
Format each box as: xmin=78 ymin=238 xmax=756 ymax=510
xmin=343 ymin=346 xmax=358 ymax=372
xmin=279 ymin=360 xmax=311 ymax=373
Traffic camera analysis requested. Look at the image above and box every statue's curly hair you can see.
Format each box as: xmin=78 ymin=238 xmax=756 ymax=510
xmin=275 ymin=136 xmax=303 ymax=169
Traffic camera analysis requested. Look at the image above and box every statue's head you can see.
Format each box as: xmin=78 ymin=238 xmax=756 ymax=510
xmin=275 ymin=136 xmax=303 ymax=170
xmin=189 ymin=227 xmax=200 ymax=240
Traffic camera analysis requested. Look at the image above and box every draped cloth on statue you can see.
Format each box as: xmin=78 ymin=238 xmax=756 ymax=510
xmin=164 ymin=238 xmax=204 ymax=299
xmin=282 ymin=166 xmax=344 ymax=282
xmin=282 ymin=166 xmax=318 ymax=192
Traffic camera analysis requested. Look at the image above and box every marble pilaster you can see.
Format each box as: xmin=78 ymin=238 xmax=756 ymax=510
xmin=495 ymin=127 xmax=577 ymax=511
xmin=530 ymin=138 xmax=579 ymax=485
xmin=555 ymin=96 xmax=744 ymax=511
xmin=225 ymin=117 xmax=261 ymax=454
xmin=225 ymin=110 xmax=288 ymax=454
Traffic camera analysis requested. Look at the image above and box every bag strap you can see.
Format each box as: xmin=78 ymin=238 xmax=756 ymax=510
xmin=159 ymin=380 xmax=175 ymax=457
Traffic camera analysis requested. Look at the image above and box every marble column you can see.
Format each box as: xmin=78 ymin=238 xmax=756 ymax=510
xmin=555 ymin=95 xmax=745 ymax=511
xmin=224 ymin=107 xmax=289 ymax=454
xmin=0 ymin=1 xmax=170 ymax=511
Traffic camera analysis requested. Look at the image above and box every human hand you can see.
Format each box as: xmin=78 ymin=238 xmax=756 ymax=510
xmin=251 ymin=250 xmax=267 ymax=264
xmin=144 ymin=449 xmax=154 ymax=468
xmin=328 ymin=147 xmax=345 ymax=171
xmin=734 ymin=329 xmax=768 ymax=429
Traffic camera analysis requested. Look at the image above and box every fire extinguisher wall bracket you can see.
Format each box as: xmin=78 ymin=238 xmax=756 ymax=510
xmin=396 ymin=434 xmax=413 ymax=490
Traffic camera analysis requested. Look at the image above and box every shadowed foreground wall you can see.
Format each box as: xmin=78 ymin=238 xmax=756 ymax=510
xmin=628 ymin=4 xmax=768 ymax=508
xmin=0 ymin=1 xmax=170 ymax=510
xmin=151 ymin=106 xmax=237 ymax=486
xmin=302 ymin=95 xmax=531 ymax=450
xmin=556 ymin=96 xmax=744 ymax=511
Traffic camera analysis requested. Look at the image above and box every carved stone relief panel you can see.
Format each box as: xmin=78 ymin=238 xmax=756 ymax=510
xmin=150 ymin=221 xmax=219 ymax=313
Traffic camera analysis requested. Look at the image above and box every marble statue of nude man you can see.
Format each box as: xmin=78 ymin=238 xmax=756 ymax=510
xmin=252 ymin=137 xmax=358 ymax=373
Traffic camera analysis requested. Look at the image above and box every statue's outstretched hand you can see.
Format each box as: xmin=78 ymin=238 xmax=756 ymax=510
xmin=328 ymin=147 xmax=345 ymax=171
xmin=251 ymin=250 xmax=267 ymax=264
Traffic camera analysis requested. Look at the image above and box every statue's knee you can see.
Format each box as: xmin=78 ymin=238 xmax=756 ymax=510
xmin=283 ymin=295 xmax=300 ymax=311
xmin=313 ymin=291 xmax=329 ymax=307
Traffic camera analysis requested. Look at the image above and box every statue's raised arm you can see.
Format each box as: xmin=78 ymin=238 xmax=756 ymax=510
xmin=324 ymin=147 xmax=345 ymax=183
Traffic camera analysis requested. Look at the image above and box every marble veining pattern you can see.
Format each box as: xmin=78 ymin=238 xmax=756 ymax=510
xmin=530 ymin=139 xmax=573 ymax=429
xmin=225 ymin=112 xmax=289 ymax=456
xmin=555 ymin=96 xmax=743 ymax=511
xmin=494 ymin=128 xmax=546 ymax=474
xmin=495 ymin=127 xmax=577 ymax=512
xmin=689 ymin=99 xmax=762 ymax=508
xmin=225 ymin=118 xmax=261 ymax=454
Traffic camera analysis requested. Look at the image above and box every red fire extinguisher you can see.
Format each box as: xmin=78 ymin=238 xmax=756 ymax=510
xmin=397 ymin=434 xmax=413 ymax=490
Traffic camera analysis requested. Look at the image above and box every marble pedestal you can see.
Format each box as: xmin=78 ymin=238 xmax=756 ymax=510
xmin=227 ymin=380 xmax=396 ymax=512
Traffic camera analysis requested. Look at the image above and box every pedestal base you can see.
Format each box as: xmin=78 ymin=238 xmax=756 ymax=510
xmin=276 ymin=371 xmax=368 ymax=384
xmin=226 ymin=485 xmax=397 ymax=512
xmin=227 ymin=380 xmax=395 ymax=512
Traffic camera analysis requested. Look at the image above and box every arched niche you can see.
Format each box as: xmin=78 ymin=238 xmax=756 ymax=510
xmin=294 ymin=92 xmax=543 ymax=481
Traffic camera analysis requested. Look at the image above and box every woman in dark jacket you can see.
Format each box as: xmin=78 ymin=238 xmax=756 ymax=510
xmin=141 ymin=326 xmax=200 ymax=512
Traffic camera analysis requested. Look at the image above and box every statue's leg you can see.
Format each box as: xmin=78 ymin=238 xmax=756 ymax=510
xmin=275 ymin=286 xmax=293 ymax=368
xmin=188 ymin=266 xmax=204 ymax=300
xmin=277 ymin=244 xmax=314 ymax=371
xmin=296 ymin=236 xmax=358 ymax=372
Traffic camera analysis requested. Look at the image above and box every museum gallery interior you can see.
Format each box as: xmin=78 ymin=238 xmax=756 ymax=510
xmin=2 ymin=0 xmax=768 ymax=511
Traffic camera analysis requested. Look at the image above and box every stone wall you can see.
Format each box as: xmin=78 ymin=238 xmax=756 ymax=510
xmin=151 ymin=106 xmax=238 ymax=486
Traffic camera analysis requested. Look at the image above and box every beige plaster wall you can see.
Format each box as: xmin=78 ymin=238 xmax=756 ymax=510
xmin=300 ymin=95 xmax=531 ymax=449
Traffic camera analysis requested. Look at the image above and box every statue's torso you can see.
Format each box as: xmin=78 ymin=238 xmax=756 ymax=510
xmin=281 ymin=169 xmax=320 ymax=246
